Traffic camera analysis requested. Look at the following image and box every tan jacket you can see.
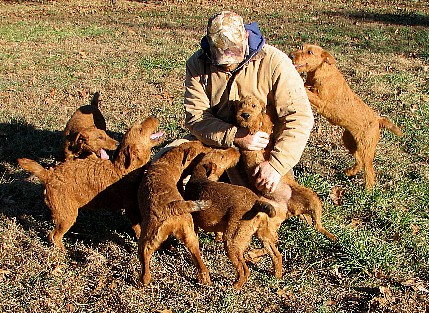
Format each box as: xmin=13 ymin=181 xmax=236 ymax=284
xmin=184 ymin=44 xmax=314 ymax=176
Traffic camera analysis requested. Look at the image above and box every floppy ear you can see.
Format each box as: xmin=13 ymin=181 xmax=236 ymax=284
xmin=123 ymin=144 xmax=133 ymax=169
xmin=203 ymin=162 xmax=216 ymax=177
xmin=182 ymin=147 xmax=194 ymax=165
xmin=322 ymin=50 xmax=336 ymax=65
xmin=229 ymin=100 xmax=240 ymax=116
xmin=67 ymin=132 xmax=80 ymax=145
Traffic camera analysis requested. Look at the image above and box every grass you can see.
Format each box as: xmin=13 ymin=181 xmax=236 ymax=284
xmin=0 ymin=0 xmax=428 ymax=312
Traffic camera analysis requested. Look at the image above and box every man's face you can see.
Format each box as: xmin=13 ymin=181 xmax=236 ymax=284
xmin=209 ymin=31 xmax=249 ymax=71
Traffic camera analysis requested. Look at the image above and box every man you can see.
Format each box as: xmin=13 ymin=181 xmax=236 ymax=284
xmin=183 ymin=10 xmax=313 ymax=195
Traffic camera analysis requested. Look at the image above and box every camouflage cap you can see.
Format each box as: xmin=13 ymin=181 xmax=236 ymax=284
xmin=207 ymin=11 xmax=247 ymax=65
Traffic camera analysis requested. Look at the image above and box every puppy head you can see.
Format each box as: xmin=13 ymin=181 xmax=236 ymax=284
xmin=116 ymin=116 xmax=165 ymax=170
xmin=68 ymin=126 xmax=118 ymax=159
xmin=234 ymin=95 xmax=266 ymax=134
xmin=199 ymin=147 xmax=240 ymax=181
xmin=289 ymin=44 xmax=336 ymax=73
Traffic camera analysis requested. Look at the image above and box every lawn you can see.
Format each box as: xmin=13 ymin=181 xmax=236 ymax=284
xmin=0 ymin=0 xmax=428 ymax=312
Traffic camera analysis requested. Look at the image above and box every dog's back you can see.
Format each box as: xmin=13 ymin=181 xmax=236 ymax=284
xmin=65 ymin=92 xmax=106 ymax=135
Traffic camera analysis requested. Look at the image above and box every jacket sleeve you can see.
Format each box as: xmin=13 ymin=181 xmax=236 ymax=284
xmin=268 ymin=51 xmax=314 ymax=176
xmin=183 ymin=52 xmax=238 ymax=147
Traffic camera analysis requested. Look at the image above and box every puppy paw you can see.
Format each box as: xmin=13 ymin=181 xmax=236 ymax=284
xmin=198 ymin=272 xmax=212 ymax=286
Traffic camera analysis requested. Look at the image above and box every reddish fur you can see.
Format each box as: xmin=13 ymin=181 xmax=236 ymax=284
xmin=18 ymin=117 xmax=165 ymax=249
xmin=184 ymin=147 xmax=282 ymax=289
xmin=137 ymin=141 xmax=213 ymax=287
xmin=290 ymin=44 xmax=403 ymax=190
xmin=64 ymin=92 xmax=118 ymax=160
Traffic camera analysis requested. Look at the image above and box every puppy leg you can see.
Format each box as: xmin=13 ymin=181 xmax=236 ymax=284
xmin=138 ymin=229 xmax=168 ymax=286
xmin=224 ymin=238 xmax=250 ymax=290
xmin=361 ymin=124 xmax=380 ymax=190
xmin=49 ymin=210 xmax=78 ymax=250
xmin=342 ymin=130 xmax=363 ymax=177
xmin=255 ymin=225 xmax=283 ymax=279
xmin=175 ymin=218 xmax=212 ymax=286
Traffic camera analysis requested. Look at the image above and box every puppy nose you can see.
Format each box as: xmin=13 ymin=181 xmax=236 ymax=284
xmin=241 ymin=112 xmax=250 ymax=120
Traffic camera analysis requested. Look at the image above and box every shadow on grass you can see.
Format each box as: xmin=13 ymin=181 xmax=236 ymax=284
xmin=346 ymin=11 xmax=429 ymax=27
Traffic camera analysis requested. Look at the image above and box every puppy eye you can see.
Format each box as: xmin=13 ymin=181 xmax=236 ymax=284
xmin=308 ymin=50 xmax=313 ymax=55
xmin=252 ymin=104 xmax=256 ymax=108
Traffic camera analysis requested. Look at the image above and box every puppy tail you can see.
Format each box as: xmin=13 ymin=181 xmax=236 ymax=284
xmin=17 ymin=158 xmax=50 ymax=184
xmin=379 ymin=117 xmax=403 ymax=137
xmin=166 ymin=199 xmax=211 ymax=217
xmin=91 ymin=91 xmax=100 ymax=107
xmin=242 ymin=200 xmax=276 ymax=220
xmin=253 ymin=200 xmax=276 ymax=218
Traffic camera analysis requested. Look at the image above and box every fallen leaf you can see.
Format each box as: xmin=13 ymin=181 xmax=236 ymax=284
xmin=410 ymin=224 xmax=419 ymax=235
xmin=78 ymin=50 xmax=87 ymax=58
xmin=402 ymin=278 xmax=429 ymax=293
xmin=330 ymin=186 xmax=344 ymax=205
xmin=51 ymin=264 xmax=64 ymax=276
xmin=277 ymin=288 xmax=295 ymax=300
xmin=44 ymin=98 xmax=55 ymax=105
xmin=349 ymin=218 xmax=362 ymax=228
xmin=78 ymin=89 xmax=89 ymax=98
xmin=0 ymin=269 xmax=10 ymax=275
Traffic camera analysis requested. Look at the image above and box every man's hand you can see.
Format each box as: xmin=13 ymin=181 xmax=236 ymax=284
xmin=234 ymin=127 xmax=269 ymax=151
xmin=253 ymin=161 xmax=281 ymax=193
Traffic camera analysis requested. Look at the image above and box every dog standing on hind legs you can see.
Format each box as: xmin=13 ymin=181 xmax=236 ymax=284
xmin=290 ymin=44 xmax=403 ymax=190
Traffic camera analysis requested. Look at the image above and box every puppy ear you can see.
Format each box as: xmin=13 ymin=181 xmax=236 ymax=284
xmin=203 ymin=162 xmax=216 ymax=177
xmin=124 ymin=144 xmax=133 ymax=169
xmin=182 ymin=147 xmax=195 ymax=165
xmin=230 ymin=100 xmax=240 ymax=116
xmin=322 ymin=51 xmax=336 ymax=65
xmin=67 ymin=132 xmax=81 ymax=144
